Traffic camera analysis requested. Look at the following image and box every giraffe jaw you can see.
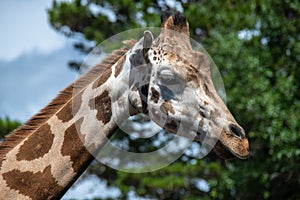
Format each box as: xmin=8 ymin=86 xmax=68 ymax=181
xmin=214 ymin=139 xmax=250 ymax=160
xmin=214 ymin=141 xmax=240 ymax=160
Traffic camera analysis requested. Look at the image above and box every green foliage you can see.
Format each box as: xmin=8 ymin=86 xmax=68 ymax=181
xmin=114 ymin=160 xmax=232 ymax=200
xmin=48 ymin=0 xmax=300 ymax=199
xmin=0 ymin=117 xmax=21 ymax=139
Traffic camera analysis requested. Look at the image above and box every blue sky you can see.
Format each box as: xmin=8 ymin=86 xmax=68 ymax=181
xmin=0 ymin=0 xmax=78 ymax=122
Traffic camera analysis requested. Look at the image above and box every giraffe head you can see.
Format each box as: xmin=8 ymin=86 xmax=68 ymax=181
xmin=124 ymin=12 xmax=249 ymax=159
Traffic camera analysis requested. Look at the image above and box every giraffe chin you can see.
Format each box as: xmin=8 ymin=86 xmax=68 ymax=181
xmin=213 ymin=141 xmax=248 ymax=160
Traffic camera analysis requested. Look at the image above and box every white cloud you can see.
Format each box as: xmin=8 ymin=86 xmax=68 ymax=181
xmin=63 ymin=174 xmax=121 ymax=199
xmin=0 ymin=0 xmax=67 ymax=61
xmin=0 ymin=43 xmax=77 ymax=122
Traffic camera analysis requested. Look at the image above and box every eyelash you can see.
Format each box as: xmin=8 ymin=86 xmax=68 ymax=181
xmin=160 ymin=74 xmax=174 ymax=81
xmin=160 ymin=73 xmax=182 ymax=85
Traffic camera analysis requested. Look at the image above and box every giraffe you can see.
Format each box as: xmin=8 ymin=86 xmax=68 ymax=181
xmin=0 ymin=12 xmax=249 ymax=199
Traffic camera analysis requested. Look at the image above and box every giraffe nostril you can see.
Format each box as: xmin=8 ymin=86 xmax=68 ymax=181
xmin=229 ymin=124 xmax=244 ymax=139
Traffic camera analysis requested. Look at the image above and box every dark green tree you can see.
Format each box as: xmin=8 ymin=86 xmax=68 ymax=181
xmin=48 ymin=0 xmax=300 ymax=199
xmin=0 ymin=117 xmax=21 ymax=140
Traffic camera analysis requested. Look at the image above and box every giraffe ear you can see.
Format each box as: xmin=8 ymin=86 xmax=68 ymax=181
xmin=161 ymin=11 xmax=174 ymax=30
xmin=173 ymin=11 xmax=189 ymax=36
xmin=143 ymin=30 xmax=153 ymax=57
xmin=129 ymin=31 xmax=153 ymax=66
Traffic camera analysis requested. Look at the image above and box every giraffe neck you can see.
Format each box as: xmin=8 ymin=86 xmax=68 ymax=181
xmin=0 ymin=46 xmax=132 ymax=199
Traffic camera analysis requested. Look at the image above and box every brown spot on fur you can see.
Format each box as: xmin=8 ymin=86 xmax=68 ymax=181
xmin=165 ymin=120 xmax=179 ymax=132
xmin=55 ymin=102 xmax=72 ymax=123
xmin=92 ymin=67 xmax=112 ymax=89
xmin=2 ymin=166 xmax=64 ymax=199
xmin=203 ymin=83 xmax=219 ymax=103
xmin=61 ymin=118 xmax=94 ymax=172
xmin=16 ymin=123 xmax=54 ymax=161
xmin=160 ymin=101 xmax=175 ymax=115
xmin=211 ymin=109 xmax=221 ymax=121
xmin=150 ymin=87 xmax=160 ymax=103
xmin=114 ymin=55 xmax=126 ymax=77
xmin=186 ymin=72 xmax=198 ymax=82
xmin=203 ymin=83 xmax=212 ymax=97
xmin=57 ymin=91 xmax=83 ymax=123
xmin=89 ymin=90 xmax=112 ymax=124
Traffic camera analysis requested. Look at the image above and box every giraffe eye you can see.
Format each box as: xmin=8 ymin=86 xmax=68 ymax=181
xmin=159 ymin=69 xmax=175 ymax=82
xmin=158 ymin=69 xmax=186 ymax=96
xmin=158 ymin=69 xmax=186 ymax=89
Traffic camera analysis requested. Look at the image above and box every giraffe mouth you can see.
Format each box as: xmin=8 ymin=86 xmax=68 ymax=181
xmin=214 ymin=141 xmax=237 ymax=160
xmin=214 ymin=140 xmax=249 ymax=160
